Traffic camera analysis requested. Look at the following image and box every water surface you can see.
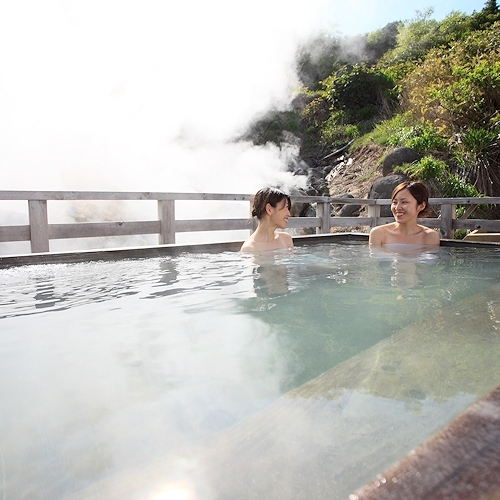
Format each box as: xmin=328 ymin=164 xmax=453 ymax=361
xmin=1 ymin=242 xmax=499 ymax=499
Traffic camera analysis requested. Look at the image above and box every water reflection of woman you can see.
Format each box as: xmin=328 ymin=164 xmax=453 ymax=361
xmin=370 ymin=244 xmax=439 ymax=290
xmin=241 ymin=187 xmax=293 ymax=253
xmin=253 ymin=262 xmax=290 ymax=298
xmin=369 ymin=181 xmax=440 ymax=246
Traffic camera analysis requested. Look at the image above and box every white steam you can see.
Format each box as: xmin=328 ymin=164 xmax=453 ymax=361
xmin=0 ymin=0 xmax=327 ymax=193
xmin=0 ymin=0 xmax=335 ymax=250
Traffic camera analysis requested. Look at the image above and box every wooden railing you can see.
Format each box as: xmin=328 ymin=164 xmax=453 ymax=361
xmin=1 ymin=190 xmax=500 ymax=254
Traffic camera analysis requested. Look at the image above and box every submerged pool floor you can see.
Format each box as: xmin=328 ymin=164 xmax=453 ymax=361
xmin=67 ymin=280 xmax=500 ymax=499
xmin=353 ymin=384 xmax=500 ymax=500
xmin=1 ymin=242 xmax=500 ymax=499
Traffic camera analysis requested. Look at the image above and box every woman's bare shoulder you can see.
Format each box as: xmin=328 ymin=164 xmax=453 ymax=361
xmin=240 ymin=236 xmax=257 ymax=252
xmin=369 ymin=223 xmax=394 ymax=244
xmin=422 ymin=226 xmax=441 ymax=244
xmin=278 ymin=231 xmax=293 ymax=247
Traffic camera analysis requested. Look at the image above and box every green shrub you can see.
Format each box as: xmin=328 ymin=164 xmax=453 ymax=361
xmin=395 ymin=155 xmax=481 ymax=202
xmin=363 ymin=113 xmax=447 ymax=151
xmin=321 ymin=64 xmax=396 ymax=121
xmin=440 ymin=174 xmax=482 ymax=198
xmin=394 ymin=155 xmax=447 ymax=180
xmin=454 ymin=229 xmax=468 ymax=239
xmin=406 ymin=127 xmax=448 ymax=152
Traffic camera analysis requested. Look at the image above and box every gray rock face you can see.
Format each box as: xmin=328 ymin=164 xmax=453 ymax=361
xmin=333 ymin=194 xmax=361 ymax=217
xmin=382 ymin=147 xmax=422 ymax=176
xmin=368 ymin=174 xmax=409 ymax=216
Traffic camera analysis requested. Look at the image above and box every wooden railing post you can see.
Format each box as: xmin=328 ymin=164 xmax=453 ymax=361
xmin=367 ymin=203 xmax=381 ymax=228
xmin=440 ymin=203 xmax=456 ymax=239
xmin=158 ymin=200 xmax=175 ymax=244
xmin=316 ymin=201 xmax=330 ymax=234
xmin=28 ymin=200 xmax=49 ymax=253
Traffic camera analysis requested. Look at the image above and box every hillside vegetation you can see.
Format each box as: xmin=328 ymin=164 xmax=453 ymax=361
xmin=244 ymin=1 xmax=500 ymax=207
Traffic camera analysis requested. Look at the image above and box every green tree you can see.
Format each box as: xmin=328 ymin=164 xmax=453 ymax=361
xmin=379 ymin=9 xmax=439 ymax=65
xmin=322 ymin=65 xmax=396 ymax=120
xmin=483 ymin=0 xmax=499 ymax=14
xmin=379 ymin=9 xmax=479 ymax=67
xmin=365 ymin=22 xmax=400 ymax=62
xmin=296 ymin=33 xmax=342 ymax=90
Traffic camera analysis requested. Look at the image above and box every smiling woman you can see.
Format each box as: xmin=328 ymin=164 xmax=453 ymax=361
xmin=240 ymin=187 xmax=293 ymax=252
xmin=369 ymin=181 xmax=440 ymax=246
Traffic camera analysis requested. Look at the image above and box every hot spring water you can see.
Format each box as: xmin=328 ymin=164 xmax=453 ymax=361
xmin=1 ymin=242 xmax=499 ymax=499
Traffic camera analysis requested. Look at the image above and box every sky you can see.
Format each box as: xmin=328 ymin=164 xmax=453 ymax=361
xmin=0 ymin=0 xmax=488 ymax=194
xmin=322 ymin=0 xmax=487 ymax=35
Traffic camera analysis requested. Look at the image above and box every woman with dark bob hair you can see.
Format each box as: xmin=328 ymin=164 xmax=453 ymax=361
xmin=240 ymin=187 xmax=293 ymax=252
xmin=369 ymin=181 xmax=440 ymax=246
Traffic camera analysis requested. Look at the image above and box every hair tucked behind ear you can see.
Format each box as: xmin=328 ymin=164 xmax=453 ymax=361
xmin=251 ymin=187 xmax=291 ymax=219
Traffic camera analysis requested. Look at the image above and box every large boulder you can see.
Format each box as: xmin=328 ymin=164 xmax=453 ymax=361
xmin=382 ymin=147 xmax=422 ymax=176
xmin=368 ymin=174 xmax=409 ymax=216
xmin=333 ymin=193 xmax=361 ymax=217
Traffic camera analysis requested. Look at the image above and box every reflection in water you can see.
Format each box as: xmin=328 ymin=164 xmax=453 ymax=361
xmin=370 ymin=244 xmax=439 ymax=291
xmin=252 ymin=253 xmax=290 ymax=298
xmin=0 ymin=244 xmax=500 ymax=500
xmin=391 ymin=259 xmax=421 ymax=289
xmin=146 ymin=259 xmax=181 ymax=298
xmin=69 ymin=278 xmax=500 ymax=500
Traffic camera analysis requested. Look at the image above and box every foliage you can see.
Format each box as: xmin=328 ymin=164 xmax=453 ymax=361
xmin=484 ymin=0 xmax=499 ymax=15
xmin=402 ymin=22 xmax=500 ymax=130
xmin=360 ymin=112 xmax=447 ymax=152
xmin=379 ymin=8 xmax=500 ymax=66
xmin=240 ymin=110 xmax=302 ymax=146
xmin=394 ymin=155 xmax=447 ymax=180
xmin=296 ymin=33 xmax=343 ymax=90
xmin=321 ymin=64 xmax=396 ymax=121
xmin=454 ymin=229 xmax=468 ymax=239
xmin=365 ymin=22 xmax=400 ymax=62
xmin=379 ymin=9 xmax=443 ymax=65
xmin=453 ymin=126 xmax=500 ymax=196
xmin=440 ymin=173 xmax=482 ymax=198
xmin=300 ymin=65 xmax=397 ymax=147
xmin=320 ymin=112 xmax=360 ymax=146
xmin=380 ymin=9 xmax=438 ymax=64
xmin=468 ymin=1 xmax=500 ymax=30
xmin=400 ymin=22 xmax=500 ymax=194
xmin=395 ymin=156 xmax=482 ymax=205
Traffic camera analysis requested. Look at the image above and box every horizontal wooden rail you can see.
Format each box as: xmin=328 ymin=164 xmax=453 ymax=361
xmin=1 ymin=191 xmax=500 ymax=254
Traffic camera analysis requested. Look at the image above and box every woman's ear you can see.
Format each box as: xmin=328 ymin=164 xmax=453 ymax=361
xmin=265 ymin=203 xmax=273 ymax=216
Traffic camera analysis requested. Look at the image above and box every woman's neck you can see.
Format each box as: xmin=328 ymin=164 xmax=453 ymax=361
xmin=253 ymin=223 xmax=278 ymax=242
xmin=394 ymin=221 xmax=423 ymax=236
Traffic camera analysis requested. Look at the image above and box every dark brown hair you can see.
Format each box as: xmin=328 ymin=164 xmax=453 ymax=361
xmin=251 ymin=187 xmax=291 ymax=219
xmin=391 ymin=181 xmax=432 ymax=217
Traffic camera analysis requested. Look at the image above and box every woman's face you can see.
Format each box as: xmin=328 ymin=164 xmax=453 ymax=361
xmin=391 ymin=188 xmax=425 ymax=223
xmin=267 ymin=198 xmax=290 ymax=228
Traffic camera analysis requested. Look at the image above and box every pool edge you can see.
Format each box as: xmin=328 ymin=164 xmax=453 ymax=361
xmin=350 ymin=383 xmax=500 ymax=500
xmin=0 ymin=233 xmax=367 ymax=268
xmin=2 ymin=232 xmax=500 ymax=268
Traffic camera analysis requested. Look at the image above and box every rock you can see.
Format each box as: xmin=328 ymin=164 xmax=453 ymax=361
xmin=333 ymin=193 xmax=361 ymax=217
xmin=382 ymin=147 xmax=422 ymax=176
xmin=368 ymin=174 xmax=409 ymax=216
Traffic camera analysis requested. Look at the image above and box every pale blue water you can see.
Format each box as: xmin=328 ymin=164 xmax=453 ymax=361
xmin=1 ymin=242 xmax=499 ymax=499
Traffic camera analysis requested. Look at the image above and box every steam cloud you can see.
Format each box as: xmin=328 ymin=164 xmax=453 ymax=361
xmin=0 ymin=1 xmax=330 ymax=194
